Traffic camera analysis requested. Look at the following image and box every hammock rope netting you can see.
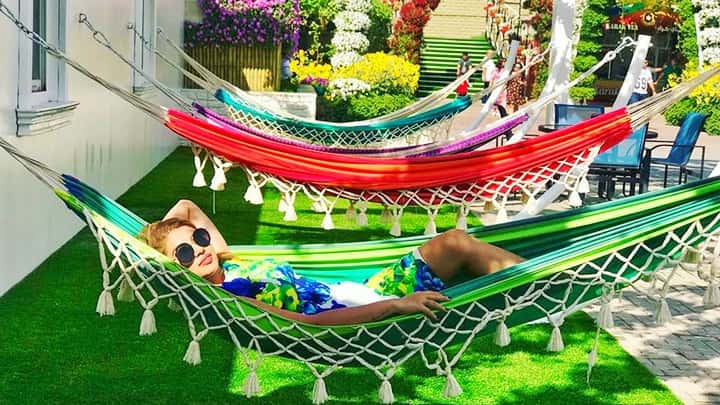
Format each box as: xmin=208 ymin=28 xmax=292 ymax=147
xmin=27 ymin=163 xmax=720 ymax=404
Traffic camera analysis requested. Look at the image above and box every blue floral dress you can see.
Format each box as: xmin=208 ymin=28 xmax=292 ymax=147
xmin=220 ymin=250 xmax=445 ymax=315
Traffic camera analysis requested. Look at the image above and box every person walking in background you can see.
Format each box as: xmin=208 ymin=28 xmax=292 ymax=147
xmin=655 ymin=57 xmax=681 ymax=92
xmin=457 ymin=52 xmax=473 ymax=77
xmin=628 ymin=59 xmax=656 ymax=104
xmin=506 ymin=63 xmax=526 ymax=113
xmin=490 ymin=58 xmax=508 ymax=118
xmin=481 ymin=50 xmax=496 ymax=88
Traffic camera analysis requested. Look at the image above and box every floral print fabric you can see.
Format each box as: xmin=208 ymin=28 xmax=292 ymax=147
xmin=220 ymin=250 xmax=445 ymax=315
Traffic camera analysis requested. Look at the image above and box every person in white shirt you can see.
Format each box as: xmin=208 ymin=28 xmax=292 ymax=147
xmin=629 ymin=59 xmax=656 ymax=104
xmin=481 ymin=50 xmax=497 ymax=88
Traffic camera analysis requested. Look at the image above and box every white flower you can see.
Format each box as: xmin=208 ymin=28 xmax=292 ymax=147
xmin=331 ymin=51 xmax=362 ymax=69
xmin=333 ymin=11 xmax=371 ymax=32
xmin=700 ymin=28 xmax=720 ymax=46
xmin=331 ymin=31 xmax=370 ymax=53
xmin=327 ymin=78 xmax=371 ymax=100
xmin=337 ymin=0 xmax=372 ymax=13
xmin=704 ymin=47 xmax=720 ymax=64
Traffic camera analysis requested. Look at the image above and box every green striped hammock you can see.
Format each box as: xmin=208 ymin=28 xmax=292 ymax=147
xmin=9 ymin=143 xmax=720 ymax=403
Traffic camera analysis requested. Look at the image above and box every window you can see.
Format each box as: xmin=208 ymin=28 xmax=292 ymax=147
xmin=132 ymin=0 xmax=157 ymax=93
xmin=16 ymin=0 xmax=77 ymax=136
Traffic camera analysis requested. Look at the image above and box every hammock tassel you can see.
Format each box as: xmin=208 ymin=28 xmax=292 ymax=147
xmin=390 ymin=215 xmax=402 ymax=237
xmin=494 ymin=320 xmax=511 ymax=347
xmin=192 ymin=170 xmax=206 ymax=188
xmin=586 ymin=329 xmax=601 ymax=384
xmin=379 ymin=380 xmax=394 ymax=404
xmin=278 ymin=195 xmax=287 ymax=213
xmin=209 ymin=165 xmax=227 ymax=192
xmin=167 ymin=298 xmax=182 ymax=312
xmin=313 ymin=377 xmax=329 ymax=405
xmin=424 ymin=214 xmax=437 ymax=236
xmin=547 ymin=325 xmax=565 ymax=352
xmin=703 ymin=280 xmax=720 ymax=307
xmin=495 ymin=206 xmax=508 ymax=224
xmin=655 ymin=299 xmax=672 ymax=325
xmin=321 ymin=212 xmax=335 ymax=230
xmin=96 ymin=289 xmax=115 ymax=316
xmin=524 ymin=195 xmax=538 ymax=215
xmin=283 ymin=202 xmax=298 ymax=222
xmin=139 ymin=308 xmax=157 ymax=336
xmin=243 ymin=370 xmax=260 ymax=398
xmin=345 ymin=203 xmax=357 ymax=220
xmin=356 ymin=207 xmax=369 ymax=227
xmin=244 ymin=184 xmax=264 ymax=205
xmin=183 ymin=339 xmax=202 ymax=366
xmin=578 ymin=176 xmax=591 ymax=194
xmin=380 ymin=206 xmax=392 ymax=224
xmin=598 ymin=299 xmax=614 ymax=329
xmin=117 ymin=278 xmax=135 ymax=302
xmin=443 ymin=372 xmax=463 ymax=398
xmin=568 ymin=190 xmax=583 ymax=208
xmin=455 ymin=207 xmax=468 ymax=231
xmin=312 ymin=200 xmax=326 ymax=213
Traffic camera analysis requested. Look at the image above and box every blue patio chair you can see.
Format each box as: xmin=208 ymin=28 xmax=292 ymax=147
xmin=538 ymin=103 xmax=605 ymax=133
xmin=647 ymin=112 xmax=708 ymax=187
xmin=590 ymin=124 xmax=650 ymax=199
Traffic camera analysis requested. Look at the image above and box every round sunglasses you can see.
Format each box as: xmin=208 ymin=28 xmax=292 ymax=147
xmin=173 ymin=228 xmax=211 ymax=267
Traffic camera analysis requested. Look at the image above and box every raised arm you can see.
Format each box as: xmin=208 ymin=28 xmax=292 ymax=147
xmin=245 ymin=291 xmax=449 ymax=326
xmin=163 ymin=199 xmax=229 ymax=253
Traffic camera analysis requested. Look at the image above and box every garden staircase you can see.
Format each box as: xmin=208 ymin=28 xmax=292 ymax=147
xmin=418 ymin=37 xmax=493 ymax=97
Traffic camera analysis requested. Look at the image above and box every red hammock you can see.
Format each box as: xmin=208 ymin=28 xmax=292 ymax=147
xmin=166 ymin=108 xmax=632 ymax=192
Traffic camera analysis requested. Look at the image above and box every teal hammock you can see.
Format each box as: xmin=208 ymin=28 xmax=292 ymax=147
xmin=5 ymin=137 xmax=720 ymax=403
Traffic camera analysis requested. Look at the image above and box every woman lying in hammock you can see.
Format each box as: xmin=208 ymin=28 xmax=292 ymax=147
xmin=141 ymin=200 xmax=524 ymax=325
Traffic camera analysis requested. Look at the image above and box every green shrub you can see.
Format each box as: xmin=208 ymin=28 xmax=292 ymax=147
xmin=318 ymin=93 xmax=414 ymax=122
xmin=664 ymin=98 xmax=720 ymax=135
xmin=367 ymin=0 xmax=392 ymax=53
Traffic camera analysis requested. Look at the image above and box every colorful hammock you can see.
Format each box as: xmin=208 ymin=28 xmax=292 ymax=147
xmin=4 ymin=138 xmax=720 ymax=404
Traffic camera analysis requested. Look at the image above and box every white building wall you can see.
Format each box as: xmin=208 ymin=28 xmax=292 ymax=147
xmin=0 ymin=1 xmax=185 ymax=296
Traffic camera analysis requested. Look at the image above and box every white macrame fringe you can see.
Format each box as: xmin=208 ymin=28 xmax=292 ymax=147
xmin=278 ymin=196 xmax=287 ymax=213
xmin=167 ymin=298 xmax=182 ymax=312
xmin=424 ymin=215 xmax=437 ymax=235
xmin=495 ymin=207 xmax=508 ymax=224
xmin=703 ymin=280 xmax=720 ymax=307
xmin=578 ymin=176 xmax=591 ymax=194
xmin=192 ymin=171 xmax=207 ymax=188
xmin=547 ymin=325 xmax=565 ymax=352
xmin=321 ymin=212 xmax=335 ymax=230
xmin=524 ymin=195 xmax=538 ymax=215
xmin=390 ymin=214 xmax=402 ymax=237
xmin=586 ymin=330 xmax=600 ymax=384
xmin=380 ymin=207 xmax=392 ymax=223
xmin=183 ymin=340 xmax=202 ymax=365
xmin=283 ymin=202 xmax=298 ymax=221
xmin=655 ymin=299 xmax=672 ymax=325
xmin=494 ymin=320 xmax=511 ymax=347
xmin=96 ymin=290 xmax=115 ymax=316
xmin=345 ymin=204 xmax=356 ymax=220
xmin=209 ymin=165 xmax=227 ymax=191
xmin=139 ymin=308 xmax=157 ymax=336
xmin=313 ymin=377 xmax=329 ymax=404
xmin=443 ymin=372 xmax=463 ymax=398
xmin=379 ymin=380 xmax=394 ymax=404
xmin=243 ymin=370 xmax=261 ymax=398
xmin=356 ymin=202 xmax=369 ymax=226
xmin=598 ymin=300 xmax=614 ymax=329
xmin=117 ymin=278 xmax=135 ymax=302
xmin=244 ymin=184 xmax=264 ymax=205
xmin=455 ymin=208 xmax=467 ymax=231
xmin=312 ymin=200 xmax=326 ymax=213
xmin=568 ymin=190 xmax=583 ymax=207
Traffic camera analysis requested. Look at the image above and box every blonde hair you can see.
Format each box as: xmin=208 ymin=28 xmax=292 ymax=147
xmin=139 ymin=218 xmax=234 ymax=263
xmin=139 ymin=218 xmax=195 ymax=256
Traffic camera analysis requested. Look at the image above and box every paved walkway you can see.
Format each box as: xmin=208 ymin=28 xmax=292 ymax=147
xmin=450 ymin=102 xmax=720 ymax=404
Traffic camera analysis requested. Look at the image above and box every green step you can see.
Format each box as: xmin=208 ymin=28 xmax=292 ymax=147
xmin=418 ymin=35 xmax=493 ymax=97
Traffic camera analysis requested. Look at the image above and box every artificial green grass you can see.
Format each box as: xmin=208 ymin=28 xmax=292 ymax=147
xmin=0 ymin=147 xmax=680 ymax=404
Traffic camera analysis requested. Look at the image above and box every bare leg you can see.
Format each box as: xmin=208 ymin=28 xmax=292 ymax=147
xmin=418 ymin=230 xmax=524 ymax=282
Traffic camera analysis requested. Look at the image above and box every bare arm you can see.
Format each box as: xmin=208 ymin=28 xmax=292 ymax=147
xmin=243 ymin=291 xmax=449 ymax=326
xmin=163 ymin=199 xmax=229 ymax=253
